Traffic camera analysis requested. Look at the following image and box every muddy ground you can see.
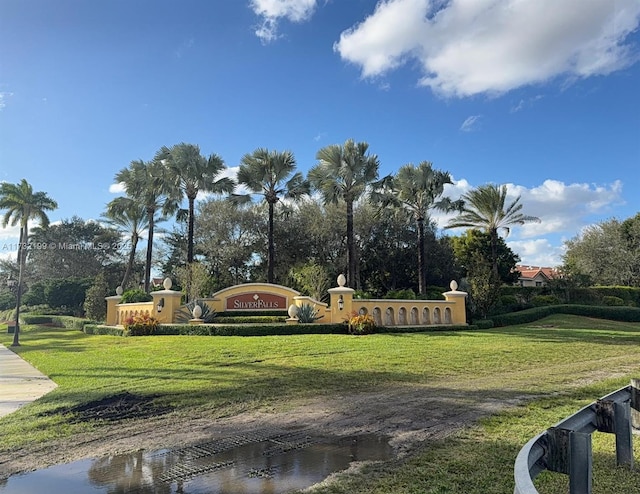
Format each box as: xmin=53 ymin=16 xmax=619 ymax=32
xmin=0 ymin=382 xmax=527 ymax=483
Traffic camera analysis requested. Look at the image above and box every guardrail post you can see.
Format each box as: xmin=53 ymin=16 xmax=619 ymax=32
xmin=632 ymin=378 xmax=640 ymax=430
xmin=596 ymin=398 xmax=634 ymax=468
xmin=569 ymin=431 xmax=592 ymax=494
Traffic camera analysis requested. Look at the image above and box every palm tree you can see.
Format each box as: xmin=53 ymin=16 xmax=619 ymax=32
xmin=0 ymin=179 xmax=57 ymax=346
xmin=156 ymin=143 xmax=235 ymax=265
xmin=377 ymin=161 xmax=461 ymax=295
xmin=114 ymin=160 xmax=176 ymax=293
xmin=230 ymin=148 xmax=309 ymax=283
xmin=103 ymin=197 xmax=149 ymax=290
xmin=309 ymin=139 xmax=381 ymax=288
xmin=446 ymin=184 xmax=540 ymax=279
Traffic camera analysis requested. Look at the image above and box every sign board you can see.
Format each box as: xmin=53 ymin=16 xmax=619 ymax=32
xmin=225 ymin=292 xmax=287 ymax=311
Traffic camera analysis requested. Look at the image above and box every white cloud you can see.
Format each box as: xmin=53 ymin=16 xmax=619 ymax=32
xmin=250 ymin=0 xmax=318 ymax=43
xmin=460 ymin=114 xmax=481 ymax=132
xmin=335 ymin=0 xmax=640 ymax=97
xmin=432 ymin=178 xmax=625 ymax=266
xmin=109 ymin=182 xmax=125 ymax=194
xmin=0 ymin=91 xmax=14 ymax=110
xmin=507 ymin=238 xmax=564 ymax=268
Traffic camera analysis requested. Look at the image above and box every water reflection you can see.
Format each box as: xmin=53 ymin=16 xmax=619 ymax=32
xmin=0 ymin=433 xmax=392 ymax=494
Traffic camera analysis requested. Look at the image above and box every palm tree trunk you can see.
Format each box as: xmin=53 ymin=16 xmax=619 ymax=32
xmin=346 ymin=199 xmax=355 ymax=288
xmin=12 ymin=224 xmax=27 ymax=347
xmin=121 ymin=234 xmax=138 ymax=290
xmin=144 ymin=212 xmax=155 ymax=293
xmin=417 ymin=217 xmax=426 ymax=295
xmin=187 ymin=197 xmax=195 ymax=264
xmin=490 ymin=229 xmax=499 ymax=280
xmin=267 ymin=201 xmax=275 ymax=283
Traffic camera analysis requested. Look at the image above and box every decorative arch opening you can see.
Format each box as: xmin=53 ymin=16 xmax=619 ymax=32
xmin=372 ymin=307 xmax=382 ymax=326
xmin=385 ymin=307 xmax=395 ymax=326
xmin=398 ymin=307 xmax=408 ymax=325
xmin=422 ymin=307 xmax=431 ymax=325
xmin=444 ymin=307 xmax=452 ymax=324
xmin=434 ymin=307 xmax=442 ymax=324
xmin=410 ymin=307 xmax=419 ymax=325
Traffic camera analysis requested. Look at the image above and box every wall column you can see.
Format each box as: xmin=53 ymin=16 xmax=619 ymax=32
xmin=443 ymin=280 xmax=468 ymax=325
xmin=327 ymin=274 xmax=355 ymax=324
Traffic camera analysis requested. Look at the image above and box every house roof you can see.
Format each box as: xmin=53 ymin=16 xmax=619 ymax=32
xmin=516 ymin=265 xmax=557 ymax=280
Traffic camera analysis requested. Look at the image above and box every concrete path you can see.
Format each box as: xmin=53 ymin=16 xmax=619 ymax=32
xmin=0 ymin=344 xmax=58 ymax=418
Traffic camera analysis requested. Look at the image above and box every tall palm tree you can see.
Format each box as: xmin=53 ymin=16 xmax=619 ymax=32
xmin=230 ymin=148 xmax=309 ymax=283
xmin=377 ymin=161 xmax=461 ymax=295
xmin=114 ymin=160 xmax=176 ymax=293
xmin=0 ymin=179 xmax=57 ymax=346
xmin=156 ymin=143 xmax=235 ymax=265
xmin=446 ymin=184 xmax=540 ymax=278
xmin=103 ymin=196 xmax=149 ymax=290
xmin=309 ymin=139 xmax=381 ymax=288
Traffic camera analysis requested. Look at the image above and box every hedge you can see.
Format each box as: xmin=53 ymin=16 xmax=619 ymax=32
xmin=479 ymin=305 xmax=640 ymax=328
xmin=21 ymin=314 xmax=96 ymax=329
xmin=82 ymin=322 xmax=478 ymax=337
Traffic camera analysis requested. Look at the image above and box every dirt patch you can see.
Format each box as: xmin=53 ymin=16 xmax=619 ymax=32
xmin=58 ymin=392 xmax=172 ymax=423
xmin=0 ymin=383 xmax=527 ymax=482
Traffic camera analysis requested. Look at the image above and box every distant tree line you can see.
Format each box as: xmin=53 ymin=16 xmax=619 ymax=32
xmin=6 ymin=139 xmax=635 ymax=324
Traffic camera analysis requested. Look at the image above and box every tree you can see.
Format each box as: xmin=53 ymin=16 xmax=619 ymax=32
xmin=156 ymin=143 xmax=235 ymax=265
xmin=450 ymin=230 xmax=520 ymax=285
xmin=562 ymin=214 xmax=640 ymax=286
xmin=0 ymin=179 xmax=58 ymax=346
xmin=231 ymin=148 xmax=309 ymax=283
xmin=309 ymin=139 xmax=381 ymax=288
xmin=103 ymin=197 xmax=148 ymax=290
xmin=377 ymin=161 xmax=460 ymax=295
xmin=114 ymin=159 xmax=176 ymax=293
xmin=446 ymin=184 xmax=539 ymax=279
xmin=28 ymin=216 xmax=122 ymax=281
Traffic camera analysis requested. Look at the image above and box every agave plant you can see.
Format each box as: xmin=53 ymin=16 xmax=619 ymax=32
xmin=175 ymin=299 xmax=217 ymax=323
xmin=296 ymin=303 xmax=323 ymax=324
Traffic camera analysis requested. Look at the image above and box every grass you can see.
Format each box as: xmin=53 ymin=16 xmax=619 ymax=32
xmin=1 ymin=314 xmax=640 ymax=493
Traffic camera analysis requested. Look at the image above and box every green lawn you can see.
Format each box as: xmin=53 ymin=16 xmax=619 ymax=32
xmin=1 ymin=314 xmax=639 ymax=493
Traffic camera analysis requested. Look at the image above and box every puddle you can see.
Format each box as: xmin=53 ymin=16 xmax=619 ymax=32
xmin=0 ymin=431 xmax=393 ymax=493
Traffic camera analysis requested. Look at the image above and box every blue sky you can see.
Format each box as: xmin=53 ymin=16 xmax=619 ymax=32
xmin=1 ymin=0 xmax=639 ymax=269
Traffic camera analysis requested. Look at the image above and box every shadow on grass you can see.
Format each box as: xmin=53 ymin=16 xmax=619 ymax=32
xmin=479 ymin=326 xmax=640 ymax=346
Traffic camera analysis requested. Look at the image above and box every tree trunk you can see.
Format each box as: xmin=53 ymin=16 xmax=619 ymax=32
xmin=187 ymin=196 xmax=195 ymax=264
xmin=490 ymin=229 xmax=499 ymax=280
xmin=417 ymin=217 xmax=426 ymax=295
xmin=144 ymin=211 xmax=155 ymax=293
xmin=12 ymin=224 xmax=27 ymax=347
xmin=121 ymin=234 xmax=138 ymax=290
xmin=267 ymin=201 xmax=275 ymax=284
xmin=346 ymin=199 xmax=355 ymax=288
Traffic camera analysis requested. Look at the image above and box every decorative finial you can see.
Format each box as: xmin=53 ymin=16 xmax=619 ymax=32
xmin=192 ymin=304 xmax=202 ymax=319
xmin=163 ymin=277 xmax=172 ymax=290
xmin=337 ymin=274 xmax=346 ymax=287
xmin=288 ymin=304 xmax=299 ymax=318
xmin=450 ymin=280 xmax=458 ymax=291
xmin=116 ymin=286 xmax=123 ymax=296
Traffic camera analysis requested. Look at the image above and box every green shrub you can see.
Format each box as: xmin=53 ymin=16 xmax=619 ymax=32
xmin=475 ymin=319 xmax=495 ymax=329
xmin=119 ymin=289 xmax=152 ymax=304
xmin=215 ymin=315 xmax=287 ymax=324
xmin=489 ymin=305 xmax=640 ymax=327
xmin=83 ymin=324 xmax=126 ymax=336
xmin=384 ymin=288 xmax=417 ymax=300
xmin=21 ymin=315 xmax=54 ymax=325
xmin=531 ymin=295 xmax=561 ymax=307
xmin=602 ymin=296 xmax=625 ymax=306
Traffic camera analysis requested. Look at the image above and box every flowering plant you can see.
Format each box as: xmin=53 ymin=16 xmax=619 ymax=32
xmin=123 ymin=313 xmax=159 ymax=336
xmin=346 ymin=311 xmax=376 ymax=335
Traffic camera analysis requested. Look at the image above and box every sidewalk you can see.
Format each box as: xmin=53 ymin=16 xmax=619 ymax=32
xmin=0 ymin=344 xmax=58 ymax=418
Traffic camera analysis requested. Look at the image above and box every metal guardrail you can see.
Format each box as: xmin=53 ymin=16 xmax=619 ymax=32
xmin=514 ymin=379 xmax=640 ymax=494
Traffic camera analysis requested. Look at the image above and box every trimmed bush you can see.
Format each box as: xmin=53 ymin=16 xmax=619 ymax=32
xmin=215 ymin=315 xmax=288 ymax=324
xmin=489 ymin=305 xmax=640 ymax=327
xmin=84 ymin=324 xmax=126 ymax=336
xmin=119 ymin=289 xmax=152 ymax=304
xmin=531 ymin=295 xmax=561 ymax=307
xmin=602 ymin=296 xmax=625 ymax=306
